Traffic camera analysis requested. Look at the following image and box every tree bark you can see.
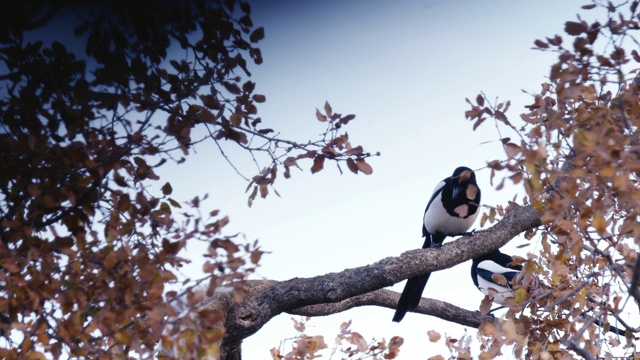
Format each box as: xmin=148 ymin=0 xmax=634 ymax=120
xmin=210 ymin=204 xmax=542 ymax=358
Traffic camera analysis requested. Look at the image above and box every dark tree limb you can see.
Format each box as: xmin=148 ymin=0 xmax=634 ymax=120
xmin=289 ymin=288 xmax=495 ymax=327
xmin=209 ymin=204 xmax=541 ymax=357
xmin=630 ymin=255 xmax=640 ymax=313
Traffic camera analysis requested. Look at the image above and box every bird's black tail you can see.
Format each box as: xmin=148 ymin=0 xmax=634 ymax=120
xmin=392 ymin=272 xmax=431 ymax=322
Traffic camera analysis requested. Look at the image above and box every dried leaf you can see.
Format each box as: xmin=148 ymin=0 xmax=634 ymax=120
xmin=505 ymin=143 xmax=521 ymax=158
xmin=324 ymin=101 xmax=332 ymax=119
xmin=427 ymin=330 xmax=441 ymax=342
xmin=534 ymin=39 xmax=549 ymax=49
xmin=355 ymin=159 xmax=373 ymax=175
xmin=252 ymin=94 xmax=266 ymax=103
xmin=346 ymin=158 xmax=359 ymax=174
xmin=491 ymin=273 xmax=508 ymax=286
xmin=249 ymin=27 xmax=265 ymax=42
xmin=311 ymin=155 xmax=325 ymax=174
xmin=315 ymin=108 xmax=327 ymax=122
xmin=479 ymin=295 xmax=493 ymax=314
xmin=565 ymin=21 xmax=588 ymax=35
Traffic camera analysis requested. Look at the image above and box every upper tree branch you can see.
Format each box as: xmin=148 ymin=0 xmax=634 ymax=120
xmin=209 ymin=204 xmax=541 ymax=345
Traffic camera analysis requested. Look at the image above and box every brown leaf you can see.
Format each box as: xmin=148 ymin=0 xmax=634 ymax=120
xmin=252 ymin=94 xmax=266 ymax=103
xmin=427 ymin=330 xmax=441 ymax=342
xmin=338 ymin=114 xmax=356 ymax=125
xmin=249 ymin=27 xmax=265 ymax=42
xmin=355 ymin=159 xmax=373 ymax=175
xmin=248 ymin=186 xmax=257 ymax=207
xmin=479 ymin=295 xmax=493 ymax=314
xmin=161 ymin=182 xmax=173 ymax=195
xmin=388 ymin=336 xmax=403 ymax=349
xmin=315 ymin=108 xmax=327 ymax=122
xmin=223 ymin=128 xmax=248 ymax=144
xmin=230 ymin=113 xmax=241 ymax=126
xmin=250 ymin=249 xmax=263 ymax=264
xmin=495 ymin=110 xmax=509 ymax=124
xmin=565 ymin=21 xmax=588 ymax=36
xmin=505 ymin=142 xmax=521 ymax=158
xmin=311 ymin=155 xmax=325 ymax=174
xmin=324 ymin=101 xmax=332 ymax=119
xmin=346 ymin=158 xmax=359 ymax=174
xmin=492 ymin=273 xmax=508 ymax=286
xmin=346 ymin=145 xmax=364 ymax=156
xmin=347 ymin=332 xmax=367 ymax=351
xmin=592 ymin=213 xmax=607 ymax=235
xmin=534 ymin=39 xmax=549 ymax=49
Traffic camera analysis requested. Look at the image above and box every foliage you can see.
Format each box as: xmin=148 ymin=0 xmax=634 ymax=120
xmin=466 ymin=1 xmax=640 ymax=358
xmin=6 ymin=0 xmax=640 ymax=359
xmin=270 ymin=318 xmax=402 ymax=360
xmin=0 ymin=1 xmax=375 ymax=358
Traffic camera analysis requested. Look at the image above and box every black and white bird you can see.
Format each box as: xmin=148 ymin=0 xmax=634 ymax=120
xmin=471 ymin=249 xmax=628 ymax=336
xmin=392 ymin=166 xmax=481 ymax=322
xmin=471 ymin=249 xmax=523 ymax=306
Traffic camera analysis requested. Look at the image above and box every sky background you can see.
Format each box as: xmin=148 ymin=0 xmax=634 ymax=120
xmin=160 ymin=0 xmax=597 ymax=357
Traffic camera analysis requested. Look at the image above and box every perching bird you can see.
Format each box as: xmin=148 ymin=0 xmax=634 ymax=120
xmin=471 ymin=249 xmax=627 ymax=336
xmin=471 ymin=249 xmax=523 ymax=306
xmin=392 ymin=166 xmax=481 ymax=322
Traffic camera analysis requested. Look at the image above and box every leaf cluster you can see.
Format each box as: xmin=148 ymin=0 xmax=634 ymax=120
xmin=0 ymin=1 xmax=376 ymax=358
xmin=270 ymin=318 xmax=402 ymax=360
xmin=467 ymin=1 xmax=640 ymax=358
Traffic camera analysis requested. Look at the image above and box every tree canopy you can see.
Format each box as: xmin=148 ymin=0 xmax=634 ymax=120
xmin=2 ymin=1 xmax=640 ymax=359
xmin=0 ymin=1 xmax=375 ymax=358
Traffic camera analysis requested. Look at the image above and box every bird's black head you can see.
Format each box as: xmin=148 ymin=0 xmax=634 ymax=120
xmin=451 ymin=166 xmax=476 ymax=185
xmin=449 ymin=166 xmax=480 ymax=210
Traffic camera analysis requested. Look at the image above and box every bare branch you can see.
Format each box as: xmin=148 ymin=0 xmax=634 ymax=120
xmin=559 ymin=338 xmax=596 ymax=360
xmin=288 ymin=288 xmax=494 ymax=328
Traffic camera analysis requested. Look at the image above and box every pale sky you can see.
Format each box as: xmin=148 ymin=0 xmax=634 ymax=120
xmin=161 ymin=1 xmax=592 ymax=357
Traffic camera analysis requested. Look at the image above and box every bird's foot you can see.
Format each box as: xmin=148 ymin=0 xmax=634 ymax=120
xmin=474 ymin=310 xmax=496 ymax=320
xmin=430 ymin=241 xmax=443 ymax=248
xmin=461 ymin=228 xmax=477 ymax=236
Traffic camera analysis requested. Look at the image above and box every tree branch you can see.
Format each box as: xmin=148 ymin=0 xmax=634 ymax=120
xmin=288 ymin=288 xmax=494 ymax=327
xmin=630 ymin=255 xmax=640 ymax=313
xmin=211 ymin=204 xmax=541 ymax=349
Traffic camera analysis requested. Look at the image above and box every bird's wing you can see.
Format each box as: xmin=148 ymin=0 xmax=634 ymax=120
xmin=476 ymin=260 xmax=521 ymax=288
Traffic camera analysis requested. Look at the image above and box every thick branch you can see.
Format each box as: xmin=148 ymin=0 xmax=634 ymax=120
xmin=213 ymin=204 xmax=541 ymax=347
xmin=288 ymin=288 xmax=494 ymax=327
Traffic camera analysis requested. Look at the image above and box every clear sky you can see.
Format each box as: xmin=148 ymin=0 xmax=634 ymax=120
xmin=162 ymin=0 xmax=590 ymax=357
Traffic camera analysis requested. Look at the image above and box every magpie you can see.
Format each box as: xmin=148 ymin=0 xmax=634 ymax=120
xmin=392 ymin=166 xmax=481 ymax=322
xmin=471 ymin=249 xmax=523 ymax=306
xmin=471 ymin=249 xmax=627 ymax=336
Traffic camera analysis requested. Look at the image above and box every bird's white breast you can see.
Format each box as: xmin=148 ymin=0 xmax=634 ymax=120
xmin=476 ymin=259 xmax=517 ymax=305
xmin=423 ymin=188 xmax=478 ymax=235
